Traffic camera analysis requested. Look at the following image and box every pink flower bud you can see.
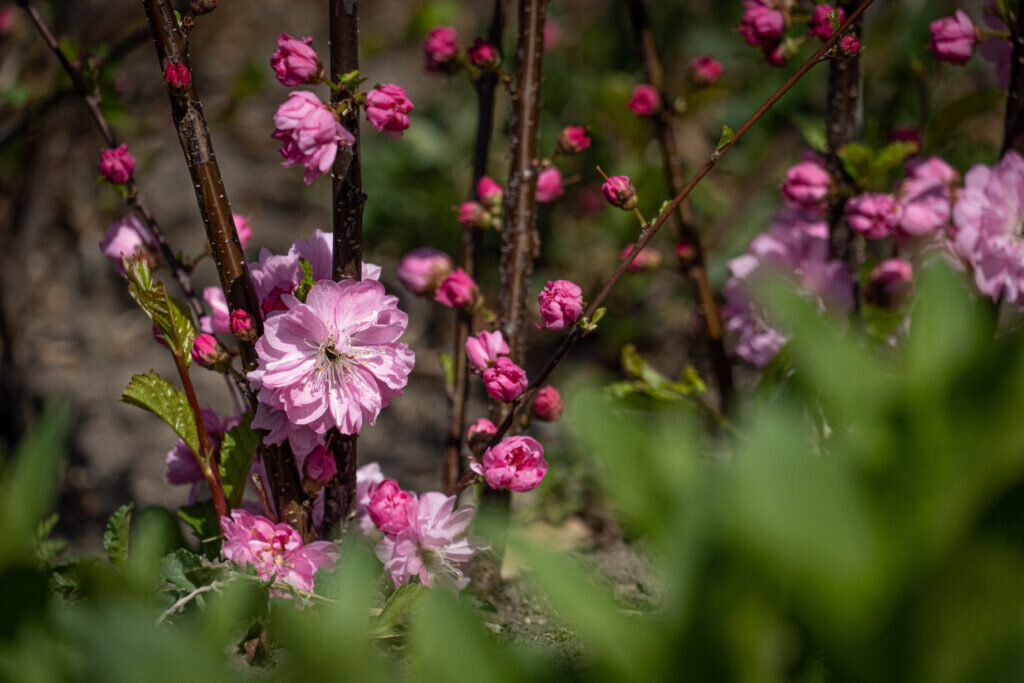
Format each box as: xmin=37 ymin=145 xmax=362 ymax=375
xmin=272 ymin=91 xmax=355 ymax=185
xmin=846 ymin=193 xmax=900 ymax=240
xmin=471 ymin=435 xmax=547 ymax=492
xmin=457 ymin=201 xmax=492 ymax=228
xmin=808 ymin=5 xmax=845 ymax=41
xmin=627 ymin=84 xmax=660 ymax=116
xmin=98 ymin=144 xmax=135 ymax=184
xmin=929 ymin=10 xmax=977 ymax=65
xmin=466 ymin=417 xmax=497 ymax=443
xmin=762 ymin=41 xmax=789 ymax=67
xmin=675 ymin=242 xmax=696 ymax=261
xmin=303 ymin=444 xmax=337 ymax=485
xmin=368 ymin=479 xmax=415 ymax=534
xmin=271 ymin=33 xmax=323 ymax=87
xmin=465 ymin=330 xmax=510 ymax=372
xmin=689 ymin=56 xmax=723 ymax=86
xmin=483 ymin=357 xmax=528 ymax=402
xmin=557 ymin=126 xmax=591 ymax=155
xmin=0 ymin=6 xmax=19 ymax=36
xmin=477 ymin=175 xmax=504 ymax=209
xmin=163 ymin=62 xmax=191 ymax=91
xmin=892 ymin=127 xmax=921 ymax=147
xmin=434 ymin=268 xmax=480 ymax=310
xmin=99 ymin=214 xmax=155 ymax=275
xmin=396 ymin=247 xmax=453 ymax=297
xmin=536 ymin=167 xmax=565 ymax=204
xmin=424 ymin=26 xmax=458 ymax=73
xmin=537 ymin=279 xmax=583 ymax=331
xmin=468 ymin=38 xmax=501 ymax=70
xmin=621 ymin=244 xmax=662 ymax=273
xmin=738 ymin=2 xmax=785 ymax=47
xmin=780 ymin=161 xmax=830 ymax=211
xmin=839 ymin=34 xmax=861 ymax=56
xmin=601 ymin=175 xmax=638 ymax=210
xmin=532 ymin=385 xmax=563 ymax=422
xmin=232 ymin=213 xmax=252 ymax=250
xmin=191 ymin=333 xmax=231 ymax=371
xmin=866 ymin=258 xmax=914 ymax=309
xmin=365 ymin=83 xmax=413 ymax=140
xmin=230 ymin=309 xmax=257 ymax=342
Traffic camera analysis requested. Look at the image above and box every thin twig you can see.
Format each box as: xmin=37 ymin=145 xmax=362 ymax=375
xmin=173 ymin=353 xmax=228 ymax=521
xmin=156 ymin=579 xmax=228 ymax=624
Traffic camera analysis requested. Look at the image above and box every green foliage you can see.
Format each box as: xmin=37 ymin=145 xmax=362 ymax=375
xmin=369 ymin=584 xmax=426 ymax=640
xmin=177 ymin=501 xmax=221 ymax=558
xmin=32 ymin=514 xmax=67 ymax=569
xmin=217 ymin=416 xmax=258 ymax=509
xmin=124 ymin=256 xmax=197 ymax=361
xmin=294 ymin=257 xmax=315 ymax=303
xmin=437 ymin=351 xmax=455 ymax=390
xmin=838 ymin=141 xmax=918 ymax=190
xmin=121 ymin=372 xmax=200 ymax=461
xmin=103 ymin=504 xmax=133 ymax=570
xmin=605 ymin=343 xmax=706 ymax=408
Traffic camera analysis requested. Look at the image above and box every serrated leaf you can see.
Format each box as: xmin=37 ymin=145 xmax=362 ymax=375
xmin=103 ymin=503 xmax=133 ymax=569
xmin=716 ymin=125 xmax=734 ymax=152
xmin=370 ymin=584 xmax=426 ymax=639
xmin=438 ymin=352 xmax=455 ymax=390
xmin=125 ymin=259 xmax=197 ymax=359
xmin=178 ymin=501 xmax=222 ymax=558
xmin=295 ymin=258 xmax=315 ymax=303
xmin=33 ymin=513 xmax=67 ymax=567
xmin=122 ymin=372 xmax=201 ymax=460
xmin=159 ymin=548 xmax=203 ymax=593
xmin=219 ymin=415 xmax=258 ymax=509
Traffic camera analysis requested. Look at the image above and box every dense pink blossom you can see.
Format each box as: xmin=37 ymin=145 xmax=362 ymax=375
xmin=230 ymin=309 xmax=257 ymax=342
xmin=602 ymin=175 xmax=638 ymax=210
xmin=221 ymin=510 xmax=340 ymax=593
xmin=466 ymin=417 xmax=497 ymax=443
xmin=355 ymin=462 xmax=385 ymax=533
xmin=99 ymin=214 xmax=155 ymax=275
xmin=375 ymin=492 xmax=486 ymax=589
xmin=200 ymin=287 xmax=230 ymax=335
xmin=537 ymin=279 xmax=584 ymax=330
xmin=839 ymin=35 xmax=861 ymax=56
xmin=233 ymin=213 xmax=253 ymax=250
xmin=468 ymin=38 xmax=500 ymax=69
xmin=781 ymin=161 xmax=830 ymax=211
xmin=424 ymin=27 xmax=458 ymax=72
xmin=627 ymin=84 xmax=659 ymax=116
xmin=251 ymin=402 xmax=324 ymax=460
xmin=929 ymin=10 xmax=977 ymax=65
xmin=465 ymin=330 xmax=510 ymax=372
xmin=536 ymin=167 xmax=565 ymax=204
xmin=434 ymin=268 xmax=479 ymax=310
xmin=738 ymin=1 xmax=784 ymax=47
xmin=689 ymin=56 xmax=723 ymax=85
xmin=99 ymin=144 xmax=135 ymax=184
xmin=365 ymin=84 xmax=413 ymax=140
xmin=866 ymin=258 xmax=914 ymax=309
xmin=164 ymin=62 xmax=191 ymax=90
xmin=809 ymin=4 xmax=845 ymax=40
xmin=271 ymin=33 xmax=322 ymax=86
xmin=533 ymin=385 xmax=563 ymax=422
xmin=847 ymin=193 xmax=900 ymax=239
xmin=557 ymin=126 xmax=591 ymax=154
xmin=621 ymin=244 xmax=662 ymax=272
xmin=477 ymin=176 xmax=503 ymax=206
xmin=368 ymin=479 xmax=416 ymax=534
xmin=396 ymin=247 xmax=452 ymax=297
xmin=251 ymin=279 xmax=414 ymax=435
xmin=303 ymin=444 xmax=337 ymax=484
xmin=471 ymin=435 xmax=548 ymax=492
xmin=273 ymin=91 xmax=354 ymax=185
xmin=483 ymin=357 xmax=528 ymax=402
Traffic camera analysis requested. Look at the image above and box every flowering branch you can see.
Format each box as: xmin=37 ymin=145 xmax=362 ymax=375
xmin=1003 ymin=5 xmax=1024 ymax=155
xmin=453 ymin=0 xmax=878 ymax=495
xmin=625 ymin=0 xmax=734 ymax=410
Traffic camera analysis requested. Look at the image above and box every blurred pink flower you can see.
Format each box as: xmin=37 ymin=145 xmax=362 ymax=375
xmin=808 ymin=4 xmax=845 ymax=41
xmin=929 ymin=10 xmax=977 ymax=65
xmin=689 ymin=55 xmax=724 ymax=85
xmin=99 ymin=214 xmax=155 ymax=275
xmin=536 ymin=167 xmax=565 ymax=204
xmin=627 ymin=84 xmax=660 ymax=116
xmin=396 ymin=247 xmax=452 ymax=297
xmin=533 ymin=385 xmax=563 ymax=422
xmin=866 ymin=258 xmax=914 ymax=309
xmin=233 ymin=213 xmax=253 ymax=250
xmin=557 ymin=126 xmax=591 ymax=154
xmin=200 ymin=287 xmax=231 ymax=335
xmin=738 ymin=1 xmax=784 ymax=47
xmin=424 ymin=27 xmax=458 ymax=72
xmin=781 ymin=161 xmax=830 ymax=212
xmin=847 ymin=193 xmax=900 ymax=240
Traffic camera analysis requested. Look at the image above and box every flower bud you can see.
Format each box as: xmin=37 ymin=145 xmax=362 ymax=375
xmin=434 ymin=268 xmax=480 ymax=310
xmin=537 ymin=280 xmax=584 ymax=331
xmin=866 ymin=258 xmax=914 ymax=309
xmin=466 ymin=417 xmax=497 ymax=454
xmin=780 ymin=161 xmax=830 ymax=211
xmin=468 ymin=38 xmax=501 ymax=70
xmin=483 ymin=357 xmax=528 ymax=402
xmin=847 ymin=193 xmax=900 ymax=240
xmin=477 ymin=176 xmax=504 ymax=210
xmin=368 ymin=479 xmax=415 ymax=534
xmin=808 ymin=5 xmax=845 ymax=41
xmin=627 ymin=84 xmax=659 ymax=116
xmin=423 ymin=26 xmax=458 ymax=73
xmin=365 ymin=83 xmax=413 ymax=140
xmin=230 ymin=309 xmax=257 ymax=342
xmin=737 ymin=3 xmax=784 ymax=47
xmin=839 ymin=34 xmax=861 ymax=56
xmin=163 ymin=62 xmax=191 ymax=93
xmin=688 ymin=56 xmax=723 ymax=86
xmin=929 ymin=10 xmax=977 ymax=65
xmin=191 ymin=333 xmax=231 ymax=372
xmin=601 ymin=175 xmax=638 ymax=210
xmin=270 ymin=33 xmax=323 ymax=86
xmin=557 ymin=126 xmax=591 ymax=155
xmin=533 ymin=385 xmax=563 ymax=422
xmin=98 ymin=144 xmax=135 ymax=184
xmin=457 ymin=201 xmax=492 ymax=229
xmin=396 ymin=247 xmax=453 ymax=297
xmin=536 ymin=167 xmax=565 ymax=204
xmin=303 ymin=444 xmax=337 ymax=486
xmin=190 ymin=0 xmax=219 ymax=14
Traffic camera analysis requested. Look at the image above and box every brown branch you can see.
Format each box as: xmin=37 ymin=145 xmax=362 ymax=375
xmin=444 ymin=0 xmax=504 ymax=493
xmin=1003 ymin=5 xmax=1024 ymax=155
xmin=173 ymin=353 xmax=227 ymax=521
xmin=626 ymin=0 xmax=734 ymax=410
xmin=454 ymin=0 xmax=877 ymax=496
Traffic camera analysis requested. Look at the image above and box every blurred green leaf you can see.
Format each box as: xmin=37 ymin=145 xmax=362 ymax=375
xmin=370 ymin=584 xmax=425 ymax=639
xmin=103 ymin=504 xmax=133 ymax=570
xmin=930 ymin=89 xmax=1006 ymax=146
xmin=178 ymin=501 xmax=221 ymax=558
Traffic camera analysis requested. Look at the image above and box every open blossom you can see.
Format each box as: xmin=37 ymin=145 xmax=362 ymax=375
xmin=368 ymin=479 xmax=416 ymax=534
xmin=465 ymin=330 xmax=510 ymax=372
xmin=483 ymin=357 xmax=528 ymax=402
xmin=365 ymin=84 xmax=413 ymax=139
xmin=355 ymin=462 xmax=385 ymax=533
xmin=273 ymin=91 xmax=354 ymax=185
xmin=557 ymin=126 xmax=591 ymax=155
xmin=536 ymin=167 xmax=565 ymax=204
xmin=930 ymin=10 xmax=977 ymax=65
xmin=533 ymin=385 xmax=563 ymax=422
xmin=375 ymin=493 xmax=486 ymax=590
xmin=396 ymin=247 xmax=452 ymax=297
xmin=738 ymin=0 xmax=784 ymax=47
xmin=781 ymin=161 xmax=830 ymax=211
xmin=471 ymin=435 xmax=548 ymax=492
xmin=200 ymin=287 xmax=231 ymax=334
xmin=866 ymin=258 xmax=914 ymax=309
xmin=233 ymin=213 xmax=253 ymax=250
xmin=689 ymin=55 xmax=723 ymax=85
xmin=468 ymin=38 xmax=500 ymax=69
xmin=252 ymin=402 xmax=324 ymax=461
xmin=846 ymin=193 xmax=900 ymax=240
xmin=99 ymin=214 xmax=155 ymax=275
xmin=424 ymin=27 xmax=458 ymax=72
xmin=221 ymin=510 xmax=340 ymax=593
xmin=537 ymin=280 xmax=583 ymax=330
xmin=621 ymin=244 xmax=662 ymax=272
xmin=434 ymin=268 xmax=480 ymax=310
xmin=252 ymin=279 xmax=415 ymax=435
xmin=627 ymin=84 xmax=659 ymax=116
xmin=271 ymin=33 xmax=322 ymax=86
xmin=809 ymin=4 xmax=845 ymax=40
xmin=99 ymin=144 xmax=135 ymax=184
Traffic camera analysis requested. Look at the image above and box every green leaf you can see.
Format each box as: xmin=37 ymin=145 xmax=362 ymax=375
xmin=837 ymin=142 xmax=872 ymax=184
xmin=295 ymin=258 xmax=315 ymax=303
xmin=370 ymin=584 xmax=427 ymax=639
xmin=715 ymin=124 xmax=734 ymax=152
xmin=178 ymin=501 xmax=222 ymax=558
xmin=121 ymin=372 xmax=201 ymax=460
xmin=32 ymin=513 xmax=67 ymax=568
xmin=218 ymin=415 xmax=258 ymax=509
xmin=103 ymin=503 xmax=133 ymax=570
xmin=438 ymin=352 xmax=455 ymax=390
xmin=871 ymin=141 xmax=918 ymax=178
xmin=159 ymin=548 xmax=204 ymax=594
xmin=125 ymin=260 xmax=197 ymax=360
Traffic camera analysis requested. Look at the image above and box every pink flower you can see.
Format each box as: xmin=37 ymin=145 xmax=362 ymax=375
xmin=233 ymin=213 xmax=253 ymax=250
xmin=471 ymin=435 xmax=547 ymax=492
xmin=355 ymin=462 xmax=385 ymax=533
xmin=465 ymin=330 xmax=510 ymax=372
xmin=866 ymin=258 xmax=914 ymax=309
xmin=621 ymin=244 xmax=662 ymax=272
xmin=738 ymin=1 xmax=785 ymax=47
xmin=892 ymin=127 xmax=922 ymax=147
xmin=0 ymin=6 xmax=19 ymax=35
xmin=221 ymin=510 xmax=340 ymax=593
xmin=468 ymin=38 xmax=501 ymax=69
xmin=200 ymin=287 xmax=230 ymax=335
xmin=272 ymin=91 xmax=355 ymax=185
xmin=365 ymin=84 xmax=413 ymax=140
xmin=287 ymin=228 xmax=382 ymax=283
xmin=930 ymin=10 xmax=977 ymax=65
xmin=303 ymin=444 xmax=337 ymax=484
xmin=99 ymin=214 xmax=155 ymax=275
xmin=477 ymin=176 xmax=503 ymax=206
xmin=537 ymin=279 xmax=584 ymax=330
xmin=762 ymin=41 xmax=788 ymax=67
xmin=368 ymin=479 xmax=416 ymax=534
xmin=99 ymin=144 xmax=135 ymax=184
xmin=781 ymin=161 xmax=830 ymax=211
xmin=434 ymin=268 xmax=480 ymax=310
xmin=809 ymin=4 xmax=845 ymax=41
xmin=164 ymin=62 xmax=191 ymax=90
xmin=846 ymin=193 xmax=900 ymax=239
xmin=424 ymin=27 xmax=458 ymax=72
xmin=907 ymin=155 xmax=958 ymax=186
xmin=896 ymin=177 xmax=951 ymax=237
xmin=191 ymin=333 xmax=230 ymax=370
xmin=557 ymin=126 xmax=591 ymax=155
xmin=602 ymin=175 xmax=638 ymax=210
xmin=375 ymin=492 xmax=486 ymax=589
xmin=166 ymin=409 xmax=240 ymax=501
xmin=271 ymin=33 xmax=322 ymax=87
xmin=396 ymin=247 xmax=452 ymax=297
xmin=689 ymin=55 xmax=724 ymax=85
xmin=251 ymin=402 xmax=324 ymax=461
xmin=251 ymin=279 xmax=415 ymax=435
xmin=536 ymin=167 xmax=565 ymax=204
xmin=230 ymin=308 xmax=257 ymax=342
xmin=482 ymin=357 xmax=528 ymax=402
xmin=627 ymin=84 xmax=660 ymax=116
xmin=457 ymin=201 xmax=491 ymax=228
xmin=675 ymin=242 xmax=696 ymax=260
xmin=840 ymin=35 xmax=861 ymax=56
xmin=533 ymin=385 xmax=563 ymax=422
xmin=466 ymin=417 xmax=497 ymax=443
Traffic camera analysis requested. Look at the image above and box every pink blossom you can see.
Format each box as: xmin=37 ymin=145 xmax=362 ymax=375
xmin=846 ymin=193 xmax=900 ymax=239
xmin=272 ymin=91 xmax=354 ymax=185
xmin=468 ymin=38 xmax=500 ymax=69
xmin=477 ymin=176 xmax=503 ymax=206
xmin=602 ymin=175 xmax=638 ymax=210
xmin=98 ymin=144 xmax=135 ymax=184
xmin=251 ymin=402 xmax=324 ymax=461
xmin=689 ymin=55 xmax=724 ymax=85
xmin=483 ymin=357 xmax=528 ymax=402
xmin=424 ymin=27 xmax=458 ymax=72
xmin=738 ymin=1 xmax=785 ymax=47
xmin=906 ymin=155 xmax=958 ymax=186
xmin=465 ymin=330 xmax=510 ymax=372
xmin=866 ymin=258 xmax=914 ymax=309
xmin=892 ymin=127 xmax=922 ymax=147
xmin=557 ymin=126 xmax=591 ymax=154
xmin=199 ymin=287 xmax=230 ymax=335
xmin=303 ymin=444 xmax=337 ymax=484
xmin=627 ymin=84 xmax=660 ymax=116
xmin=781 ymin=161 xmax=830 ymax=211
xmin=929 ymin=10 xmax=977 ymax=65
xmin=533 ymin=385 xmax=563 ymax=422
xmin=762 ymin=41 xmax=788 ymax=67
xmin=233 ymin=213 xmax=253 ymax=250
xmin=537 ymin=279 xmax=584 ymax=330
xmin=457 ymin=201 xmax=490 ymax=228
xmin=250 ymin=249 xmax=303 ymax=316
xmin=536 ymin=167 xmax=565 ymax=204
xmin=809 ymin=4 xmax=845 ymax=40
xmin=251 ymin=279 xmax=415 ymax=435
xmin=230 ymin=309 xmax=257 ymax=342
xmin=396 ymin=247 xmax=452 ymax=297
xmin=355 ymin=462 xmax=385 ymax=533
xmin=471 ymin=435 xmax=547 ymax=492
xmin=434 ymin=268 xmax=480 ymax=310
xmin=221 ymin=510 xmax=340 ymax=593
xmin=466 ymin=417 xmax=497 ymax=443
xmin=368 ymin=479 xmax=416 ymax=534
xmin=271 ymin=33 xmax=322 ymax=86
xmin=192 ymin=333 xmax=229 ymax=370
xmin=375 ymin=492 xmax=486 ymax=589
xmin=839 ymin=35 xmax=861 ymax=56
xmin=0 ymin=6 xmax=19 ymax=35
xmin=365 ymin=84 xmax=413 ymax=140
xmin=621 ymin=244 xmax=662 ymax=272
xmin=99 ymin=214 xmax=155 ymax=275
xmin=895 ymin=177 xmax=951 ymax=237
xmin=164 ymin=62 xmax=191 ymax=90
xmin=288 ymin=228 xmax=382 ymax=283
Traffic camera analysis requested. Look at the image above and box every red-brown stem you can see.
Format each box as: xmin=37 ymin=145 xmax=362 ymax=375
xmin=323 ymin=0 xmax=363 ymax=533
xmin=626 ymin=0 xmax=734 ymax=410
xmin=173 ymin=353 xmax=227 ymax=521
xmin=20 ymin=0 xmax=202 ymax=318
xmin=454 ymin=0 xmax=877 ymax=496
xmin=1003 ymin=4 xmax=1024 ymax=155
xmin=444 ymin=0 xmax=504 ymax=493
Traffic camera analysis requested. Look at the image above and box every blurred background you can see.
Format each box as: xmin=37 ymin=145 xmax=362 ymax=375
xmin=0 ymin=0 xmax=998 ymax=550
